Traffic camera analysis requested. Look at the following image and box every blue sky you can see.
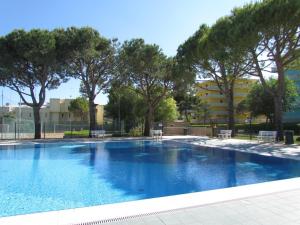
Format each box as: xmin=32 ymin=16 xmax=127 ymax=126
xmin=0 ymin=0 xmax=249 ymax=106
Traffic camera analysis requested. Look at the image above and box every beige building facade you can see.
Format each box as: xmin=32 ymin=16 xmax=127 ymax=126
xmin=196 ymin=79 xmax=265 ymax=124
xmin=0 ymin=98 xmax=104 ymax=125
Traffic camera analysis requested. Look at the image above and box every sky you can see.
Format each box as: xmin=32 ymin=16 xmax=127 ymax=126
xmin=0 ymin=0 xmax=250 ymax=106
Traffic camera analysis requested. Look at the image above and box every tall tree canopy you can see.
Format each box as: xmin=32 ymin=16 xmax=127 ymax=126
xmin=55 ymin=27 xmax=116 ymax=136
xmin=105 ymin=86 xmax=178 ymax=132
xmin=105 ymin=86 xmax=145 ymax=132
xmin=0 ymin=29 xmax=68 ymax=139
xmin=155 ymin=97 xmax=179 ymax=123
xmin=117 ymin=39 xmax=174 ymax=136
xmin=177 ymin=20 xmax=251 ymax=135
xmin=230 ymin=0 xmax=300 ymax=139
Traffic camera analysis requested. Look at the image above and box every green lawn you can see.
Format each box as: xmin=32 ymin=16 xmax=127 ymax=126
xmin=64 ymin=130 xmax=89 ymax=137
xmin=295 ymin=135 xmax=300 ymax=144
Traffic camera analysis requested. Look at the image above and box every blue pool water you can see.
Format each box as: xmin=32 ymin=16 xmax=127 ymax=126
xmin=1 ymin=140 xmax=300 ymax=217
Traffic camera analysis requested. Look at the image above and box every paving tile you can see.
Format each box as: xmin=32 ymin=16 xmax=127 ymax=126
xmin=102 ymin=189 xmax=300 ymax=225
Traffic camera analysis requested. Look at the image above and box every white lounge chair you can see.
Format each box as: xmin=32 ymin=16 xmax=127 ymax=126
xmin=91 ymin=130 xmax=105 ymax=138
xmin=218 ymin=130 xmax=232 ymax=139
xmin=151 ymin=129 xmax=163 ymax=140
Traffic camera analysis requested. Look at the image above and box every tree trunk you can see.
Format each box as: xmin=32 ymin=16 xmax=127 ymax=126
xmin=226 ymin=90 xmax=235 ymax=136
xmin=89 ymin=99 xmax=96 ymax=137
xmin=184 ymin=109 xmax=189 ymax=122
xmin=274 ymin=63 xmax=285 ymax=141
xmin=33 ymin=106 xmax=41 ymax=139
xmin=274 ymin=95 xmax=284 ymax=141
xmin=144 ymin=106 xmax=154 ymax=136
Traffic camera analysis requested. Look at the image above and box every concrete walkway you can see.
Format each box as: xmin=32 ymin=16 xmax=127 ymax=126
xmin=167 ymin=136 xmax=300 ymax=160
xmin=102 ymin=189 xmax=300 ymax=225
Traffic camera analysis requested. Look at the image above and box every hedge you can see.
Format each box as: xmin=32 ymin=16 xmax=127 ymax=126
xmin=190 ymin=123 xmax=300 ymax=135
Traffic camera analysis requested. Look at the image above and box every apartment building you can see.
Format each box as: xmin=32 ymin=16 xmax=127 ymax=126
xmin=196 ymin=79 xmax=257 ymax=124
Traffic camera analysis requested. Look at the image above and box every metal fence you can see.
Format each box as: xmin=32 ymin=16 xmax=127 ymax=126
xmin=0 ymin=118 xmax=35 ymax=139
xmin=0 ymin=116 xmax=134 ymax=140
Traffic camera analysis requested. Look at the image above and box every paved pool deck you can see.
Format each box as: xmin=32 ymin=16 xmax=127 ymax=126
xmin=1 ymin=136 xmax=300 ymax=225
xmin=167 ymin=136 xmax=300 ymax=160
xmin=99 ymin=188 xmax=300 ymax=225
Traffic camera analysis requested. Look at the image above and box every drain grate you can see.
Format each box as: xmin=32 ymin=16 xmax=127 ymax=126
xmin=71 ymin=207 xmax=186 ymax=225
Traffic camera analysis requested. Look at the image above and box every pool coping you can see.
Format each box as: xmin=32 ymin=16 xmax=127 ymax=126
xmin=1 ymin=136 xmax=300 ymax=225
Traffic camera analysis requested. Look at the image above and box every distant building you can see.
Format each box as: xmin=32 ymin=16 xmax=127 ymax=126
xmin=0 ymin=98 xmax=104 ymax=126
xmin=196 ymin=79 xmax=262 ymax=124
xmin=283 ymin=70 xmax=300 ymax=123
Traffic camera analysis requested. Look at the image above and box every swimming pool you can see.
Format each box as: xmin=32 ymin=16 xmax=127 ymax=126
xmin=1 ymin=139 xmax=300 ymax=217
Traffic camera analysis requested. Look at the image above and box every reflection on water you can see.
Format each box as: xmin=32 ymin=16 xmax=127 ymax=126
xmin=71 ymin=140 xmax=300 ymax=198
xmin=1 ymin=140 xmax=300 ymax=217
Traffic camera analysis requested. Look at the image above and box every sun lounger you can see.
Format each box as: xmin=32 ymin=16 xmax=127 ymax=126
xmin=218 ymin=130 xmax=232 ymax=139
xmin=151 ymin=129 xmax=163 ymax=140
xmin=91 ymin=130 xmax=105 ymax=138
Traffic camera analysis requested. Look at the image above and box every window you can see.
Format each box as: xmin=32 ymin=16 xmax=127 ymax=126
xmin=220 ymin=100 xmax=223 ymax=103
xmin=29 ymin=113 xmax=31 ymax=118
xmin=219 ymin=91 xmax=223 ymax=95
xmin=61 ymin=113 xmax=64 ymax=118
xmin=205 ymin=93 xmax=208 ymax=96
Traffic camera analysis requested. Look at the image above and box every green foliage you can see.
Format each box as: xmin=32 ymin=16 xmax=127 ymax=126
xmin=0 ymin=29 xmax=69 ymax=138
xmin=3 ymin=113 xmax=15 ymax=119
xmin=176 ymin=25 xmax=210 ymax=74
xmin=236 ymin=99 xmax=248 ymax=115
xmin=241 ymin=78 xmax=298 ymax=122
xmin=155 ymin=97 xmax=179 ymax=122
xmin=288 ymin=58 xmax=300 ymax=70
xmin=118 ymin=39 xmax=173 ymax=98
xmin=64 ymin=130 xmax=89 ymax=137
xmin=194 ymin=101 xmax=211 ymax=124
xmin=54 ymin=27 xmax=117 ymax=132
xmin=0 ymin=29 xmax=68 ymax=106
xmin=106 ymin=85 xmax=178 ymax=131
xmin=128 ymin=127 xmax=143 ymax=137
xmin=55 ymin=27 xmax=116 ymax=96
xmin=111 ymin=132 xmax=128 ymax=137
xmin=118 ymin=39 xmax=174 ymax=135
xmin=176 ymin=18 xmax=251 ymax=133
xmin=235 ymin=123 xmax=300 ymax=135
xmin=230 ymin=0 xmax=300 ymax=139
xmin=105 ymin=86 xmax=145 ymax=132
xmin=68 ymin=97 xmax=89 ymax=119
xmin=231 ymin=0 xmax=300 ymax=55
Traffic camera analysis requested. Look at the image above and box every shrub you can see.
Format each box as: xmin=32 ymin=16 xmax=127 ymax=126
xmin=128 ymin=127 xmax=143 ymax=137
xmin=235 ymin=123 xmax=300 ymax=135
xmin=64 ymin=130 xmax=89 ymax=137
xmin=112 ymin=132 xmax=128 ymax=137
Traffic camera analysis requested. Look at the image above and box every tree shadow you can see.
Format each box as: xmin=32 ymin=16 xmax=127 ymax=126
xmin=69 ymin=140 xmax=300 ymax=201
